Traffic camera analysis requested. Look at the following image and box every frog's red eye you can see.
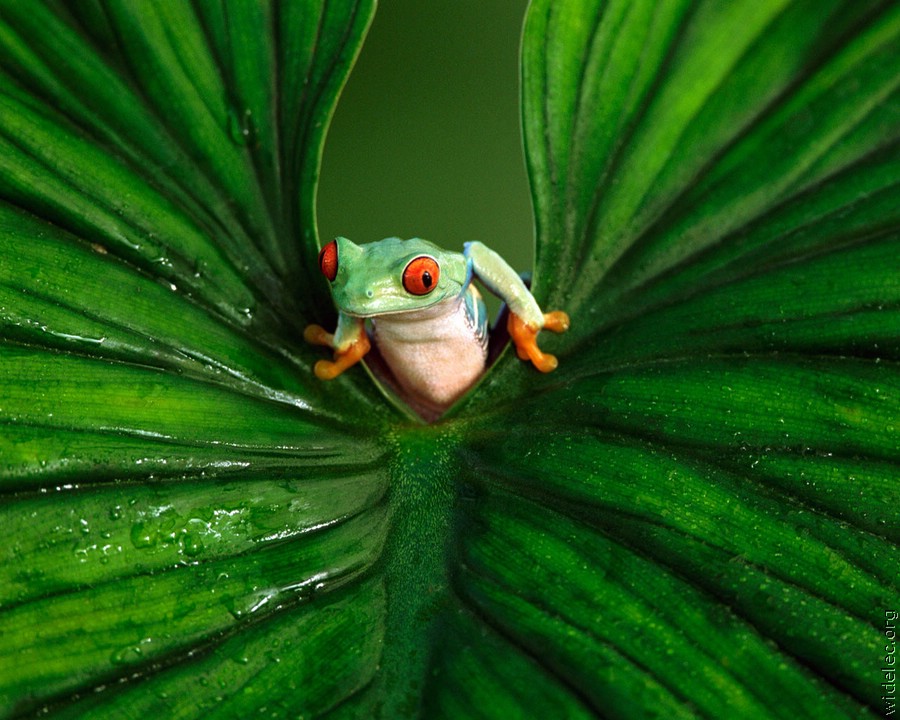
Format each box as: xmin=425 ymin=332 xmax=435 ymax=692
xmin=402 ymin=256 xmax=440 ymax=296
xmin=318 ymin=240 xmax=338 ymax=282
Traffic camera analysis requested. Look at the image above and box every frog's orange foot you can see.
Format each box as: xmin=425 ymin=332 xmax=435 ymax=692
xmin=313 ymin=334 xmax=371 ymax=380
xmin=507 ymin=311 xmax=570 ymax=373
xmin=543 ymin=310 xmax=570 ymax=333
xmin=304 ymin=324 xmax=334 ymax=347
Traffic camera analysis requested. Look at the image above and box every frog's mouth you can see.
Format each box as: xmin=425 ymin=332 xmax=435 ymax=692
xmin=337 ymin=290 xmax=460 ymax=319
xmin=341 ymin=294 xmax=461 ymax=320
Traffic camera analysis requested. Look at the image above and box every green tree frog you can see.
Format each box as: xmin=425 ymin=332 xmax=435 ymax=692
xmin=305 ymin=236 xmax=569 ymax=415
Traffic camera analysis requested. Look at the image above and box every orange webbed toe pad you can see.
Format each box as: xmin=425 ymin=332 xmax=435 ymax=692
xmin=543 ymin=310 xmax=570 ymax=333
xmin=507 ymin=311 xmax=569 ymax=373
xmin=304 ymin=324 xmax=334 ymax=347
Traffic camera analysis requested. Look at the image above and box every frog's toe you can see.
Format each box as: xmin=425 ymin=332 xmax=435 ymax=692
xmin=531 ymin=352 xmax=559 ymax=373
xmin=543 ymin=310 xmax=570 ymax=333
xmin=304 ymin=324 xmax=334 ymax=347
xmin=518 ymin=338 xmax=559 ymax=373
xmin=314 ymin=359 xmax=341 ymax=380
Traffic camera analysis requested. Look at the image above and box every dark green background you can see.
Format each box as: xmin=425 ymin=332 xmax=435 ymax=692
xmin=318 ymin=0 xmax=533 ymax=274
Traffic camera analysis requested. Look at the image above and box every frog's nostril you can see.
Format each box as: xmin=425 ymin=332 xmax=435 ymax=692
xmin=366 ymin=288 xmax=374 ymax=298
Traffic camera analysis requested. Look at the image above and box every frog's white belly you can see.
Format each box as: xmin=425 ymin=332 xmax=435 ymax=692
xmin=372 ymin=296 xmax=487 ymax=410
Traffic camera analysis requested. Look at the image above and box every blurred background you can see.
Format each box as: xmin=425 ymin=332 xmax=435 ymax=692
xmin=317 ymin=0 xmax=534 ymax=286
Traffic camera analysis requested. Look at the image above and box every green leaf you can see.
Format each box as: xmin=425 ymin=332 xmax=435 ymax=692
xmin=1 ymin=1 xmax=898 ymax=719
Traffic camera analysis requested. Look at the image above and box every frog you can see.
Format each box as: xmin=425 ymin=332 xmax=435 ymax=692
xmin=304 ymin=236 xmax=569 ymax=416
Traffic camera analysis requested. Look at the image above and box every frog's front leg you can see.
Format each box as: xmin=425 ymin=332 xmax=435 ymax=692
xmin=304 ymin=312 xmax=370 ymax=380
xmin=464 ymin=241 xmax=570 ymax=373
xmin=506 ymin=309 xmax=570 ymax=372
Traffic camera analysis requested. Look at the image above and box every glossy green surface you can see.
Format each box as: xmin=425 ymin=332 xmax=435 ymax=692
xmin=0 ymin=1 xmax=897 ymax=718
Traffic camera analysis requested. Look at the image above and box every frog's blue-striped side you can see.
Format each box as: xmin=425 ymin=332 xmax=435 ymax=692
xmin=463 ymin=284 xmax=489 ymax=350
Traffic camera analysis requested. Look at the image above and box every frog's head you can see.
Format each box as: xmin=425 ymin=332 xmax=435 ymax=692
xmin=318 ymin=236 xmax=469 ymax=317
